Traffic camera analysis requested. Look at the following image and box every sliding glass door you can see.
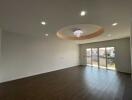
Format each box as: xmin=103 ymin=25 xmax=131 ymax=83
xmin=91 ymin=48 xmax=98 ymax=68
xmin=86 ymin=48 xmax=92 ymax=66
xmin=106 ymin=47 xmax=115 ymax=70
xmin=86 ymin=47 xmax=116 ymax=70
xmin=99 ymin=48 xmax=106 ymax=69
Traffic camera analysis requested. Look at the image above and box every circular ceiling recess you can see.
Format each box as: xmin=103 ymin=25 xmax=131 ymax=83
xmin=57 ymin=24 xmax=104 ymax=40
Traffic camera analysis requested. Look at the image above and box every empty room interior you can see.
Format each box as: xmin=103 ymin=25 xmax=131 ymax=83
xmin=0 ymin=0 xmax=132 ymax=100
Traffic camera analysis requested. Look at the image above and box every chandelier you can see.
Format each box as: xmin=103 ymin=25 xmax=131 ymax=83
xmin=73 ymin=28 xmax=83 ymax=37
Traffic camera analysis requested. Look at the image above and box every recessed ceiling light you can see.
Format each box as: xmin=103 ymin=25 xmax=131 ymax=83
xmin=80 ymin=11 xmax=87 ymax=16
xmin=107 ymin=34 xmax=112 ymax=37
xmin=41 ymin=21 xmax=46 ymax=25
xmin=112 ymin=23 xmax=118 ymax=26
xmin=45 ymin=34 xmax=49 ymax=37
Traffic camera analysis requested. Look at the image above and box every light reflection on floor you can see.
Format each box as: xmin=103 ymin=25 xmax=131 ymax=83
xmin=82 ymin=66 xmax=123 ymax=99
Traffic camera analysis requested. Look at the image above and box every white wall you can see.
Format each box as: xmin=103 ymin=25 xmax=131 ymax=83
xmin=0 ymin=28 xmax=1 ymax=60
xmin=0 ymin=31 xmax=79 ymax=83
xmin=131 ymin=23 xmax=132 ymax=78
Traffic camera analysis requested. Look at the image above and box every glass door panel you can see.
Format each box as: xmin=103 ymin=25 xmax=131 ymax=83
xmin=92 ymin=48 xmax=98 ymax=67
xmin=106 ymin=47 xmax=116 ymax=70
xmin=99 ymin=48 xmax=106 ymax=69
xmin=86 ymin=48 xmax=92 ymax=66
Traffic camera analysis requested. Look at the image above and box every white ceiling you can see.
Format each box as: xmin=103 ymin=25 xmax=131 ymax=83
xmin=0 ymin=0 xmax=132 ymax=44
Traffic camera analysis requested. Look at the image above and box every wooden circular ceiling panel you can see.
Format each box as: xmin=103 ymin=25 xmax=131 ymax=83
xmin=57 ymin=24 xmax=104 ymax=40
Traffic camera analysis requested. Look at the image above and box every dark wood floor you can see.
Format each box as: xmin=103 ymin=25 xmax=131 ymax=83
xmin=0 ymin=66 xmax=132 ymax=100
